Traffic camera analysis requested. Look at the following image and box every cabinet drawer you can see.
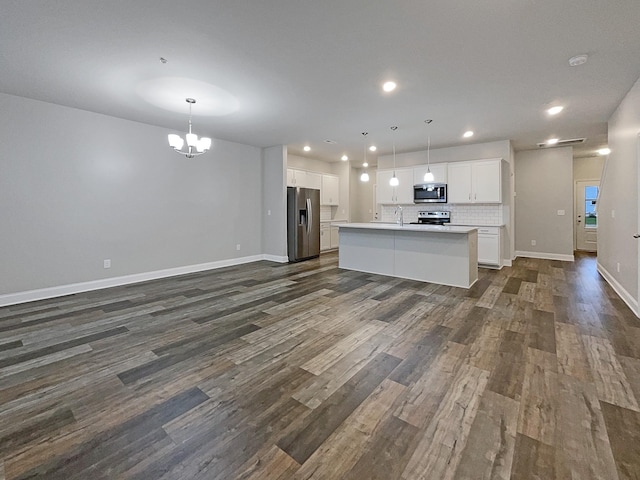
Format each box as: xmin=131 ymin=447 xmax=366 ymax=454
xmin=477 ymin=227 xmax=499 ymax=235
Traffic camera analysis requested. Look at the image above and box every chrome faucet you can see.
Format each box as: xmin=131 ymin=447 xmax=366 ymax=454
xmin=395 ymin=205 xmax=404 ymax=226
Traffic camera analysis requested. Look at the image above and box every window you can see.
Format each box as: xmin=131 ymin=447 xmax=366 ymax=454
xmin=585 ymin=185 xmax=598 ymax=227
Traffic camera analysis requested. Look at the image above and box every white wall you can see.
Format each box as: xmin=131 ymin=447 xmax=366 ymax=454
xmin=262 ymin=145 xmax=288 ymax=261
xmin=574 ymin=156 xmax=605 ymax=181
xmin=598 ymin=75 xmax=640 ymax=313
xmin=514 ymin=147 xmax=574 ymax=260
xmin=0 ymin=93 xmax=263 ymax=296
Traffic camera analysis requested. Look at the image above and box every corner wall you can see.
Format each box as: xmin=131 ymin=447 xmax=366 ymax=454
xmin=598 ymin=75 xmax=640 ymax=315
xmin=0 ymin=93 xmax=263 ymax=299
xmin=514 ymin=147 xmax=574 ymax=260
xmin=262 ymin=145 xmax=288 ymax=261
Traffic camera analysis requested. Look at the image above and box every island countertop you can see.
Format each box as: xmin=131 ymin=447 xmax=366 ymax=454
xmin=335 ymin=222 xmax=477 ymax=234
xmin=337 ymin=222 xmax=478 ymax=288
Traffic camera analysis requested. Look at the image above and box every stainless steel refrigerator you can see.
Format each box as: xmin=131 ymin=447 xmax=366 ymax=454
xmin=287 ymin=187 xmax=320 ymax=262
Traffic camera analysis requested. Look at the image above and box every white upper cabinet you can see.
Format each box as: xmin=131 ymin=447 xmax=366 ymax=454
xmin=413 ymin=163 xmax=447 ymax=184
xmin=306 ymin=172 xmax=322 ymax=190
xmin=447 ymin=159 xmax=502 ymax=204
xmin=286 ymin=168 xmax=297 ymax=187
xmin=287 ymin=169 xmax=322 ymax=190
xmin=321 ymin=174 xmax=339 ymax=205
xmin=472 ymin=161 xmax=501 ymax=203
xmin=376 ymin=168 xmax=413 ymax=204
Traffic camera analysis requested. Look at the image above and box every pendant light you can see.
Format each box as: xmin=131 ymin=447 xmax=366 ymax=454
xmin=423 ymin=119 xmax=434 ymax=182
xmin=360 ymin=132 xmax=370 ymax=182
xmin=168 ymin=98 xmax=212 ymax=158
xmin=389 ymin=126 xmax=399 ymax=186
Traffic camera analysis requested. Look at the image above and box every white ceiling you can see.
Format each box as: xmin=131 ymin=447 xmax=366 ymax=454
xmin=2 ymin=0 xmax=639 ymax=163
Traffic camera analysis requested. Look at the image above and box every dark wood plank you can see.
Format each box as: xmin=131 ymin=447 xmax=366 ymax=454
xmin=0 ymin=326 xmax=128 ymax=369
xmin=529 ymin=309 xmax=557 ymax=353
xmin=276 ymin=352 xmax=401 ymax=464
xmin=117 ymin=323 xmax=260 ymax=385
xmin=601 ymin=401 xmax=640 ymax=480
xmin=510 ymin=433 xmax=556 ymax=480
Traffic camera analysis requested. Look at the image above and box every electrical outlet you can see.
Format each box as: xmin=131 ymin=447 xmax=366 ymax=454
xmin=557 ymin=210 xmax=565 ymax=216
xmin=612 ymin=210 xmax=616 ymax=218
xmin=267 ymin=209 xmax=271 ymax=216
xmin=103 ymin=259 xmax=111 ymax=269
xmin=236 ymin=244 xmax=241 ymax=251
xmin=531 ymin=240 xmax=536 ymax=246
xmin=617 ymin=262 xmax=620 ymax=272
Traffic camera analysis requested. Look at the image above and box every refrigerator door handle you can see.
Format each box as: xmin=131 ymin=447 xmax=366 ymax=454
xmin=306 ymin=198 xmax=312 ymax=235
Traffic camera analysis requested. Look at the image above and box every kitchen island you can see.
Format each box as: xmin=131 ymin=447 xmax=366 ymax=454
xmin=336 ymin=223 xmax=478 ymax=288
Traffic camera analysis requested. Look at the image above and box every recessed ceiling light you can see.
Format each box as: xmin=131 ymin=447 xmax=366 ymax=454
xmin=547 ymin=106 xmax=564 ymax=115
xmin=383 ymin=81 xmax=397 ymax=92
xmin=568 ymin=54 xmax=588 ymax=67
xmin=598 ymin=148 xmax=611 ymax=155
xmin=463 ymin=131 xmax=474 ymax=138
xmin=363 ymin=162 xmax=369 ymax=167
xmin=303 ymin=145 xmax=311 ymax=152
xmin=369 ymin=145 xmax=377 ymax=152
xmin=341 ymin=155 xmax=348 ymax=161
xmin=546 ymin=138 xmax=559 ymax=145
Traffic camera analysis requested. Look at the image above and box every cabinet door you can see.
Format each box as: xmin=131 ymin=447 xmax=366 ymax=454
xmin=306 ymin=172 xmax=322 ymax=190
xmin=321 ymin=175 xmax=339 ymax=205
xmin=286 ymin=168 xmax=296 ymax=187
xmin=447 ymin=163 xmax=472 ymax=203
xmin=413 ymin=163 xmax=447 ymax=184
xmin=320 ymin=225 xmax=331 ymax=250
xmin=472 ymin=161 xmax=501 ymax=203
xmin=477 ymin=234 xmax=500 ymax=265
xmin=376 ymin=170 xmax=396 ymax=204
xmin=330 ymin=226 xmax=339 ymax=248
xmin=395 ymin=169 xmax=414 ymax=204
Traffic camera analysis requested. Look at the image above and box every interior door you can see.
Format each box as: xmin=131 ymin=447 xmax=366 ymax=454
xmin=575 ymin=180 xmax=599 ymax=251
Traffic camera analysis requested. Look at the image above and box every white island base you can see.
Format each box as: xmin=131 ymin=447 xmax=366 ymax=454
xmin=337 ymin=223 xmax=478 ymax=289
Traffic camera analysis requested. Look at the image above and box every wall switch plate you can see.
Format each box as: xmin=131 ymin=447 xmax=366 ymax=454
xmin=617 ymin=262 xmax=620 ymax=272
xmin=103 ymin=259 xmax=111 ymax=269
xmin=531 ymin=240 xmax=536 ymax=246
xmin=612 ymin=210 xmax=616 ymax=218
xmin=557 ymin=209 xmax=565 ymax=216
xmin=267 ymin=209 xmax=271 ymax=216
xmin=236 ymin=244 xmax=241 ymax=251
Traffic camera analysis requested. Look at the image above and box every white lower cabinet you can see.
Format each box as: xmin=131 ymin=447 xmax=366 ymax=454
xmin=320 ymin=224 xmax=331 ymax=251
xmin=476 ymin=227 xmax=501 ymax=266
xmin=330 ymin=226 xmax=339 ymax=248
xmin=321 ymin=223 xmax=342 ymax=251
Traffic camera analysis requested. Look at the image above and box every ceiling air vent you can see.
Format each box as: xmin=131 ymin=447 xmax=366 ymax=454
xmin=537 ymin=138 xmax=586 ymax=148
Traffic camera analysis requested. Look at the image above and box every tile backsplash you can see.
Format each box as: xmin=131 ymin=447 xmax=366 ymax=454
xmin=320 ymin=205 xmax=332 ymax=222
xmin=380 ymin=204 xmax=503 ymax=226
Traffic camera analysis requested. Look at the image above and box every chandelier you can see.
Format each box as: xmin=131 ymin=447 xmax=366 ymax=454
xmin=167 ymin=98 xmax=212 ymax=158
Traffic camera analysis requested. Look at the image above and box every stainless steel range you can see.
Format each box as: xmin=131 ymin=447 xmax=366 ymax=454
xmin=410 ymin=211 xmax=451 ymax=225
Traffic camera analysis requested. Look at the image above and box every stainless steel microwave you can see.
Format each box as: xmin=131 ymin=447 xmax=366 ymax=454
xmin=413 ymin=183 xmax=447 ymax=203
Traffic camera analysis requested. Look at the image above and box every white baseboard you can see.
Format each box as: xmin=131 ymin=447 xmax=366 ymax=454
xmin=515 ymin=251 xmax=575 ymax=262
xmin=597 ymin=262 xmax=639 ymax=317
xmin=262 ymin=254 xmax=289 ymax=263
xmin=0 ymin=254 xmax=286 ymax=308
xmin=502 ymin=258 xmax=513 ymax=267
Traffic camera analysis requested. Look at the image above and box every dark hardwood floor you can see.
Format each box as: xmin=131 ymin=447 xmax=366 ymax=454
xmin=1 ymin=251 xmax=639 ymax=479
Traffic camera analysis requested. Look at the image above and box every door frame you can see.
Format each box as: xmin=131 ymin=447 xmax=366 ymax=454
xmin=574 ymin=179 xmax=600 ymax=251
